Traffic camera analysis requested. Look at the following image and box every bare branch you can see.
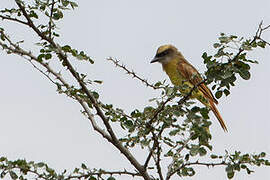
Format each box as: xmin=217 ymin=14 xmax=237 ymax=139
xmin=66 ymin=170 xmax=142 ymax=179
xmin=48 ymin=0 xmax=55 ymax=39
xmin=156 ymin=145 xmax=164 ymax=180
xmin=107 ymin=57 xmax=161 ymax=90
xmin=184 ymin=161 xmax=227 ymax=167
xmin=144 ymin=134 xmax=159 ymax=170
xmin=79 ymin=101 xmax=112 ymax=142
xmin=167 ymin=160 xmax=227 ymax=180
xmin=0 ymin=14 xmax=28 ymax=25
xmin=229 ymin=22 xmax=270 ymax=63
xmin=28 ymin=59 xmax=57 ymax=84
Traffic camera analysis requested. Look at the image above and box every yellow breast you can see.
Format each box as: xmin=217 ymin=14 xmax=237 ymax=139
xmin=162 ymin=57 xmax=209 ymax=106
xmin=162 ymin=58 xmax=184 ymax=86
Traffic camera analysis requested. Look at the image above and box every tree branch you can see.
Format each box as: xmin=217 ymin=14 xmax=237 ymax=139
xmin=67 ymin=170 xmax=142 ymax=179
xmin=48 ymin=0 xmax=55 ymax=39
xmin=229 ymin=21 xmax=270 ymax=63
xmin=155 ymin=145 xmax=164 ymax=180
xmin=144 ymin=140 xmax=157 ymax=170
xmin=107 ymin=57 xmax=161 ymax=90
xmin=15 ymin=2 xmax=151 ymax=179
xmin=166 ymin=136 xmax=192 ymax=180
xmin=0 ymin=14 xmax=28 ymax=25
xmin=167 ymin=160 xmax=227 ymax=180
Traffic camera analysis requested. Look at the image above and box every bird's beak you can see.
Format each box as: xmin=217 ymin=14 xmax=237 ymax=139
xmin=150 ymin=57 xmax=160 ymax=63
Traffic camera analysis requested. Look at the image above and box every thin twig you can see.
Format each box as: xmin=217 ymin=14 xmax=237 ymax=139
xmin=28 ymin=59 xmax=57 ymax=84
xmin=107 ymin=57 xmax=161 ymax=90
xmin=166 ymin=136 xmax=192 ymax=180
xmin=48 ymin=0 xmax=55 ymax=39
xmin=156 ymin=145 xmax=164 ymax=180
xmin=0 ymin=15 xmax=28 ymax=25
xmin=229 ymin=21 xmax=270 ymax=63
xmin=144 ymin=138 xmax=158 ymax=170
xmin=167 ymin=160 xmax=227 ymax=180
xmin=148 ymin=96 xmax=173 ymax=126
xmin=67 ymin=170 xmax=142 ymax=179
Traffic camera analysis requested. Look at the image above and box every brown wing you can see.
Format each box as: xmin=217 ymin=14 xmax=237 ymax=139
xmin=177 ymin=60 xmax=218 ymax=104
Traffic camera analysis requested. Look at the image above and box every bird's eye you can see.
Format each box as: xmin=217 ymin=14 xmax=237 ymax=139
xmin=156 ymin=49 xmax=170 ymax=58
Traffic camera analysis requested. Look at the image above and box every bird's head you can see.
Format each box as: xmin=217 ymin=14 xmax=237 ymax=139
xmin=150 ymin=44 xmax=178 ymax=64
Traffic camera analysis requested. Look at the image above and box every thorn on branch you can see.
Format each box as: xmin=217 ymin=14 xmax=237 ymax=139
xmin=107 ymin=57 xmax=161 ymax=90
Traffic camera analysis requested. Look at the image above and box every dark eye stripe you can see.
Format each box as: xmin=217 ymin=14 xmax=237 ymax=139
xmin=156 ymin=49 xmax=170 ymax=58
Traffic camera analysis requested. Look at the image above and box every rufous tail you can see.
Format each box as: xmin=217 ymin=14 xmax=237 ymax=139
xmin=209 ymin=100 xmax=228 ymax=132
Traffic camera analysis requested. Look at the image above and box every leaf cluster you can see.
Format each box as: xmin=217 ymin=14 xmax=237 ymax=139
xmin=202 ymin=33 xmax=266 ymax=99
xmin=0 ymin=156 xmax=137 ymax=180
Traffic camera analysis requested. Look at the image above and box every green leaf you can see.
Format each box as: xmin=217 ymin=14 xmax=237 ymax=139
xmin=198 ymin=147 xmax=207 ymax=156
xmin=223 ymin=89 xmax=230 ymax=96
xmin=239 ymin=70 xmax=251 ymax=80
xmin=81 ymin=163 xmax=87 ymax=169
xmin=200 ymin=108 xmax=209 ymax=119
xmin=265 ymin=160 xmax=270 ymax=166
xmin=244 ymin=59 xmax=258 ymax=64
xmin=73 ymin=168 xmax=79 ymax=173
xmin=45 ymin=53 xmax=52 ymax=60
xmin=190 ymin=145 xmax=199 ymax=156
xmin=92 ymin=91 xmax=99 ymax=99
xmin=37 ymin=162 xmax=45 ymax=167
xmin=37 ymin=54 xmax=45 ymax=62
xmin=213 ymin=43 xmax=221 ymax=48
xmin=260 ymin=152 xmax=266 ymax=157
xmin=227 ymin=171 xmax=234 ymax=179
xmin=53 ymin=10 xmax=63 ymax=20
xmin=93 ymin=80 xmax=103 ymax=84
xmin=215 ymin=91 xmax=223 ymax=99
xmin=191 ymin=106 xmax=200 ymax=113
xmin=241 ymin=164 xmax=247 ymax=169
xmin=202 ymin=52 xmax=212 ymax=64
xmin=70 ymin=2 xmax=78 ymax=9
xmin=29 ymin=10 xmax=38 ymax=19
xmin=1 ymin=171 xmax=6 ymax=178
xmin=154 ymin=81 xmax=162 ymax=87
xmin=246 ymin=167 xmax=254 ymax=174
xmin=210 ymin=154 xmax=218 ymax=159
xmin=257 ymin=41 xmax=266 ymax=48
xmin=62 ymin=0 xmax=69 ymax=6
xmin=62 ymin=45 xmax=71 ymax=52
xmin=226 ymin=164 xmax=234 ymax=179
xmin=107 ymin=176 xmax=116 ymax=180
xmin=89 ymin=176 xmax=97 ymax=180
xmin=169 ymin=129 xmax=180 ymax=136
xmin=0 ymin=33 xmax=5 ymax=41
xmin=9 ymin=171 xmax=18 ymax=180
xmin=219 ymin=36 xmax=230 ymax=43
xmin=46 ymin=167 xmax=55 ymax=175
xmin=124 ymin=120 xmax=133 ymax=129
xmin=185 ymin=154 xmax=190 ymax=161
xmin=0 ymin=157 xmax=6 ymax=162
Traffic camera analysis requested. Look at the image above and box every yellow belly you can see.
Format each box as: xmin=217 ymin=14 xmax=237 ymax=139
xmin=162 ymin=60 xmax=209 ymax=106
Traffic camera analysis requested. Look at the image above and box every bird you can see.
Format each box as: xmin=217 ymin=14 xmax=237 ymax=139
xmin=150 ymin=44 xmax=227 ymax=132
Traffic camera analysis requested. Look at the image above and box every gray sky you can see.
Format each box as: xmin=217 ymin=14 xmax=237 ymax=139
xmin=0 ymin=0 xmax=270 ymax=179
